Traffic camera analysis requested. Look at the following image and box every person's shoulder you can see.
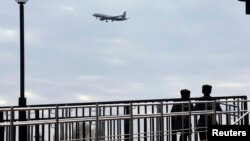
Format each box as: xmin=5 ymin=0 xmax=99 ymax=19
xmin=199 ymin=96 xmax=207 ymax=100
xmin=200 ymin=95 xmax=213 ymax=100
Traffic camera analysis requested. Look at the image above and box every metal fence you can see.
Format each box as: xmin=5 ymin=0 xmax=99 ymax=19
xmin=0 ymin=96 xmax=249 ymax=141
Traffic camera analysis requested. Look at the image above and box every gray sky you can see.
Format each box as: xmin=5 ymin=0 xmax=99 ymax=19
xmin=0 ymin=0 xmax=250 ymax=106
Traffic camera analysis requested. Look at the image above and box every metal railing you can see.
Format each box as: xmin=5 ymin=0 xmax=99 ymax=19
xmin=0 ymin=95 xmax=248 ymax=141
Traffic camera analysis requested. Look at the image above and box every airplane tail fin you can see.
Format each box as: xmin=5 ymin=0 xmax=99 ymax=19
xmin=122 ymin=11 xmax=126 ymax=18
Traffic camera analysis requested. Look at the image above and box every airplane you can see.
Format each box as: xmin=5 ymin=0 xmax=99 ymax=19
xmin=93 ymin=12 xmax=128 ymax=22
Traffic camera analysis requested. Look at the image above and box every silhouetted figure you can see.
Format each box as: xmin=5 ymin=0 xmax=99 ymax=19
xmin=195 ymin=85 xmax=222 ymax=141
xmin=171 ymin=89 xmax=194 ymax=141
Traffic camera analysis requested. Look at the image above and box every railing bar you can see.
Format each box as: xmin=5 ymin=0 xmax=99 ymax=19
xmin=109 ymin=119 xmax=112 ymax=140
xmin=41 ymin=109 xmax=44 ymax=141
xmin=117 ymin=106 xmax=121 ymax=141
xmin=144 ymin=104 xmax=147 ymax=141
xmin=138 ymin=105 xmax=140 ymax=141
xmin=232 ymin=110 xmax=250 ymax=125
xmin=55 ymin=105 xmax=59 ymax=141
xmin=129 ymin=103 xmax=133 ymax=141
xmin=243 ymin=97 xmax=249 ymax=125
xmin=160 ymin=102 xmax=164 ymax=141
xmin=27 ymin=109 xmax=30 ymax=141
xmin=10 ymin=107 xmax=14 ymax=141
xmin=7 ymin=121 xmax=10 ymax=141
xmin=150 ymin=103 xmax=153 ymax=141
xmin=14 ymin=95 xmax=250 ymax=107
xmin=1 ymin=99 xmax=250 ymax=112
xmin=166 ymin=102 xmax=170 ymax=141
xmin=65 ymin=109 xmax=68 ymax=140
xmin=241 ymin=99 xmax=244 ymax=125
xmin=102 ymin=107 xmax=106 ymax=141
xmin=110 ymin=106 xmax=112 ymax=140
xmin=116 ymin=106 xmax=119 ymax=141
xmin=96 ymin=104 xmax=99 ymax=141
xmin=237 ymin=99 xmax=240 ymax=125
xmin=69 ymin=121 xmax=72 ymax=139
xmin=113 ymin=119 xmax=116 ymax=140
xmin=31 ymin=124 xmax=34 ymax=141
xmin=233 ymin=99 xmax=236 ymax=122
xmin=0 ymin=96 xmax=248 ymax=109
xmin=82 ymin=107 xmax=85 ymax=141
xmin=48 ymin=124 xmax=51 ymax=141
xmin=89 ymin=107 xmax=92 ymax=141
xmin=188 ymin=100 xmax=192 ymax=141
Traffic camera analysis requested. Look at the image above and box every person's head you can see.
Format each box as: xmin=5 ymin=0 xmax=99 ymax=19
xmin=202 ymin=84 xmax=212 ymax=96
xmin=180 ymin=89 xmax=190 ymax=100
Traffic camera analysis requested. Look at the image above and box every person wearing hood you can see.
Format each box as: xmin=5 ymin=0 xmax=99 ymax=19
xmin=171 ymin=89 xmax=194 ymax=141
xmin=195 ymin=84 xmax=222 ymax=141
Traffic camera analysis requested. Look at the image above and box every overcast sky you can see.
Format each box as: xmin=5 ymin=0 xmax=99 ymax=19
xmin=0 ymin=0 xmax=250 ymax=106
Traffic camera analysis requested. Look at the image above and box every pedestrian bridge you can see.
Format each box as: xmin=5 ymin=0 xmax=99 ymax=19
xmin=0 ymin=95 xmax=249 ymax=141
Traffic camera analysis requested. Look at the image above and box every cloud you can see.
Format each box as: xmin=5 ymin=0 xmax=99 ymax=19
xmin=25 ymin=90 xmax=42 ymax=100
xmin=130 ymin=82 xmax=145 ymax=91
xmin=106 ymin=58 xmax=128 ymax=66
xmin=61 ymin=5 xmax=76 ymax=11
xmin=100 ymin=81 xmax=146 ymax=94
xmin=216 ymin=82 xmax=247 ymax=89
xmin=27 ymin=77 xmax=55 ymax=85
xmin=78 ymin=75 xmax=107 ymax=82
xmin=0 ymin=28 xmax=18 ymax=43
xmin=75 ymin=94 xmax=93 ymax=101
xmin=0 ymin=99 xmax=7 ymax=105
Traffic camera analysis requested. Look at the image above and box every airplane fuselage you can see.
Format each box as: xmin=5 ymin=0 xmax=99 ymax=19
xmin=93 ymin=12 xmax=128 ymax=22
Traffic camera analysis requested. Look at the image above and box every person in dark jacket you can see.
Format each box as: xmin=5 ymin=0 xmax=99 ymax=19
xmin=171 ymin=89 xmax=194 ymax=141
xmin=195 ymin=84 xmax=222 ymax=141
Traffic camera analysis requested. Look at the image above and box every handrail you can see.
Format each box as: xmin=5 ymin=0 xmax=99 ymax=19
xmin=0 ymin=95 xmax=247 ymax=108
xmin=232 ymin=110 xmax=250 ymax=125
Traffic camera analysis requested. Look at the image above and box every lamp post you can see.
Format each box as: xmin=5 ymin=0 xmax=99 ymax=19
xmin=239 ymin=0 xmax=250 ymax=14
xmin=15 ymin=0 xmax=29 ymax=141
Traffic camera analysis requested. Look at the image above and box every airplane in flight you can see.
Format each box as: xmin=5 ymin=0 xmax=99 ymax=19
xmin=93 ymin=12 xmax=128 ymax=22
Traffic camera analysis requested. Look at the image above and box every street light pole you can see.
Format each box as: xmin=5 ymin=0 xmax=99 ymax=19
xmin=15 ymin=0 xmax=29 ymax=141
xmin=239 ymin=0 xmax=250 ymax=14
xmin=17 ymin=0 xmax=27 ymax=107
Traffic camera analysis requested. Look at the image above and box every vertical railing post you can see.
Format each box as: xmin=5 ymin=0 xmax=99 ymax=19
xmin=55 ymin=105 xmax=59 ymax=141
xmin=10 ymin=107 xmax=14 ymax=141
xmin=156 ymin=104 xmax=160 ymax=141
xmin=171 ymin=102 xmax=177 ymax=141
xmin=96 ymin=103 xmax=99 ymax=141
xmin=124 ymin=105 xmax=130 ymax=141
xmin=144 ymin=104 xmax=148 ymax=141
xmin=237 ymin=99 xmax=240 ymax=125
xmin=35 ymin=110 xmax=40 ymax=141
xmin=0 ymin=111 xmax=4 ymax=141
xmin=82 ymin=108 xmax=86 ymax=141
xmin=156 ymin=102 xmax=164 ymax=141
xmin=212 ymin=100 xmax=216 ymax=125
xmin=243 ymin=97 xmax=249 ymax=125
xmin=160 ymin=102 xmax=164 ymax=141
xmin=129 ymin=103 xmax=134 ymax=141
xmin=188 ymin=100 xmax=192 ymax=141
xmin=99 ymin=107 xmax=105 ymax=141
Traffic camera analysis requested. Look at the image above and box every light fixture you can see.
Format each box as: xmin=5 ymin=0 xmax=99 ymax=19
xmin=15 ymin=0 xmax=29 ymax=4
